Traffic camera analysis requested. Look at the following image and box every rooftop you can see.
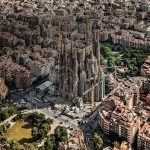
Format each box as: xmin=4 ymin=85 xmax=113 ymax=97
xmin=139 ymin=122 xmax=150 ymax=141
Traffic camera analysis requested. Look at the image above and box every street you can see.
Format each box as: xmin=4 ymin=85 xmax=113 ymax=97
xmin=3 ymin=75 xmax=122 ymax=150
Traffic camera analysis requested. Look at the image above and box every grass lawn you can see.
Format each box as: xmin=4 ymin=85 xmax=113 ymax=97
xmin=5 ymin=120 xmax=33 ymax=144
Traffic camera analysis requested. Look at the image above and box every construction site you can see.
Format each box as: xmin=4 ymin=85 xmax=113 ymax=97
xmin=48 ymin=15 xmax=107 ymax=109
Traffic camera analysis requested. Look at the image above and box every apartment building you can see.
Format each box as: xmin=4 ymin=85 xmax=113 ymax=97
xmin=99 ymin=77 xmax=147 ymax=144
xmin=99 ymin=97 xmax=123 ymax=135
xmin=111 ymin=31 xmax=150 ymax=50
xmin=27 ymin=57 xmax=55 ymax=77
xmin=138 ymin=122 xmax=150 ymax=150
xmin=110 ymin=107 xmax=140 ymax=144
xmin=0 ymin=63 xmax=31 ymax=89
xmin=99 ymin=101 xmax=140 ymax=144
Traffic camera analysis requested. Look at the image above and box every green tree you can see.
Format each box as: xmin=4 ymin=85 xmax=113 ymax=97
xmin=8 ymin=140 xmax=20 ymax=150
xmin=114 ymin=141 xmax=120 ymax=149
xmin=115 ymin=57 xmax=121 ymax=66
xmin=32 ymin=123 xmax=51 ymax=140
xmin=54 ymin=126 xmax=68 ymax=143
xmin=44 ymin=137 xmax=56 ymax=150
xmin=38 ymin=123 xmax=51 ymax=139
xmin=28 ymin=112 xmax=45 ymax=127
xmin=101 ymin=45 xmax=112 ymax=58
xmin=92 ymin=133 xmax=103 ymax=150
xmin=0 ymin=107 xmax=17 ymax=122
xmin=45 ymin=118 xmax=53 ymax=125
xmin=30 ymin=112 xmax=53 ymax=140
xmin=0 ymin=110 xmax=9 ymax=121
xmin=107 ymin=57 xmax=115 ymax=71
xmin=19 ymin=57 xmax=25 ymax=65
xmin=32 ymin=127 xmax=39 ymax=140
xmin=24 ymin=144 xmax=35 ymax=150
xmin=15 ymin=111 xmax=24 ymax=121
xmin=76 ymin=16 xmax=84 ymax=24
xmin=0 ymin=123 xmax=10 ymax=135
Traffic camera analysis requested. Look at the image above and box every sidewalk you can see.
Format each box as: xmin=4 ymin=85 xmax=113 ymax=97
xmin=0 ymin=114 xmax=16 ymax=126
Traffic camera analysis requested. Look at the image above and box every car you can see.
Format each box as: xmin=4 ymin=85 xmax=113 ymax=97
xmin=18 ymin=89 xmax=24 ymax=91
xmin=55 ymin=116 xmax=58 ymax=118
xmin=75 ymin=116 xmax=79 ymax=119
xmin=60 ymin=122 xmax=63 ymax=124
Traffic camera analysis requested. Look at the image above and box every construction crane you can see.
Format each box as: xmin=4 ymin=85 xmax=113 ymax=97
xmin=79 ymin=65 xmax=127 ymax=110
xmin=75 ymin=83 xmax=99 ymax=111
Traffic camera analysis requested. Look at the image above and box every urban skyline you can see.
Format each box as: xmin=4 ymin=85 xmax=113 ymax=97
xmin=0 ymin=0 xmax=150 ymax=150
